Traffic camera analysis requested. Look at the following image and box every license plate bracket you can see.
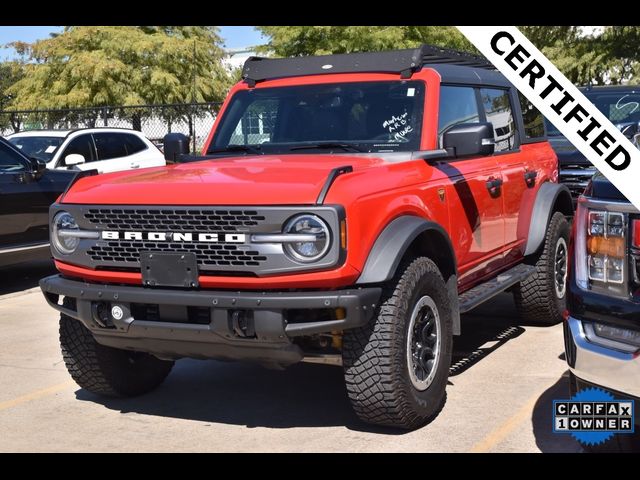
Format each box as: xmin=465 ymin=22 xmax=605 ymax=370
xmin=140 ymin=252 xmax=199 ymax=288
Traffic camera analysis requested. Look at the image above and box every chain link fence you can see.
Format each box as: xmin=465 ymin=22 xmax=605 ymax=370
xmin=0 ymin=102 xmax=223 ymax=153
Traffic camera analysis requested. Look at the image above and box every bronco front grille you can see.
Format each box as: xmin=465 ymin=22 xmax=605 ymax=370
xmin=560 ymin=166 xmax=597 ymax=203
xmin=52 ymin=204 xmax=343 ymax=276
xmin=87 ymin=241 xmax=267 ymax=268
xmin=84 ymin=208 xmax=267 ymax=232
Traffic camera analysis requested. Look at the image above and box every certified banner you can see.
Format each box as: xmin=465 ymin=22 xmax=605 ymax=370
xmin=457 ymin=26 xmax=640 ymax=210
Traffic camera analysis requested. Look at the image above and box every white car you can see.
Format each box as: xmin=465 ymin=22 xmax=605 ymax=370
xmin=7 ymin=128 xmax=166 ymax=174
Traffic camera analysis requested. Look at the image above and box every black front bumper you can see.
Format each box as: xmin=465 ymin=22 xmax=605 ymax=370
xmin=567 ymin=275 xmax=640 ymax=331
xmin=40 ymin=275 xmax=381 ymax=366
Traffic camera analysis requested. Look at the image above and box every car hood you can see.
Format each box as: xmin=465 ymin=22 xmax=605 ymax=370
xmin=550 ymin=121 xmax=640 ymax=168
xmin=586 ymin=172 xmax=626 ymax=201
xmin=61 ymin=154 xmax=389 ymax=205
xmin=548 ymin=136 xmax=592 ymax=168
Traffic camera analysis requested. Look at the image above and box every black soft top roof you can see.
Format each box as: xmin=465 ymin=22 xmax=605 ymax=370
xmin=241 ymin=44 xmax=510 ymax=88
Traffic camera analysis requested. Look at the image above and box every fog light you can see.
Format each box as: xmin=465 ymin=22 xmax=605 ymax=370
xmin=111 ymin=305 xmax=124 ymax=321
xmin=594 ymin=323 xmax=640 ymax=347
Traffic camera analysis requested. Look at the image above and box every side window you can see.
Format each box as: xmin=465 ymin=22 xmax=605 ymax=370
xmin=123 ymin=134 xmax=147 ymax=155
xmin=229 ymin=99 xmax=279 ymax=145
xmin=518 ymin=93 xmax=545 ymax=140
xmin=438 ymin=86 xmax=481 ymax=143
xmin=93 ymin=133 xmax=128 ymax=160
xmin=0 ymin=142 xmax=28 ymax=172
xmin=61 ymin=134 xmax=96 ymax=163
xmin=480 ymin=88 xmax=516 ymax=152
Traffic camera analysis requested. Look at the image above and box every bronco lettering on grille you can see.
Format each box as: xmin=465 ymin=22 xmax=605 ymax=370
xmin=100 ymin=231 xmax=246 ymax=243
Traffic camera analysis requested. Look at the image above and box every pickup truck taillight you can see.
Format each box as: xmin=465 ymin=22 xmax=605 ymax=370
xmin=575 ymin=200 xmax=627 ymax=295
xmin=632 ymin=219 xmax=640 ymax=249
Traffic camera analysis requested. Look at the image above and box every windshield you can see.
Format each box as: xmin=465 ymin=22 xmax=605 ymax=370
xmin=209 ymin=81 xmax=425 ymax=154
xmin=544 ymin=118 xmax=562 ymax=137
xmin=8 ymin=136 xmax=64 ymax=162
xmin=545 ymin=89 xmax=640 ymax=137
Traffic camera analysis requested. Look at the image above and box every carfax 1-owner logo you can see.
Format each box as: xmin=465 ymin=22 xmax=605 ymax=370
xmin=553 ymin=387 xmax=635 ymax=446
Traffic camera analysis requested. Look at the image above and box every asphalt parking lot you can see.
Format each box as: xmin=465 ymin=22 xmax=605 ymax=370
xmin=0 ymin=261 xmax=583 ymax=452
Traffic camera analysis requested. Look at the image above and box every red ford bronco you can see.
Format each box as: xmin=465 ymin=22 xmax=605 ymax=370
xmin=40 ymin=45 xmax=573 ymax=429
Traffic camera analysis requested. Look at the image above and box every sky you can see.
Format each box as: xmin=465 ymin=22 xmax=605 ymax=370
xmin=0 ymin=26 xmax=265 ymax=61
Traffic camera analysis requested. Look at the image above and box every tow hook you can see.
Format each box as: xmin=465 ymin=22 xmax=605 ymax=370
xmin=230 ymin=310 xmax=256 ymax=338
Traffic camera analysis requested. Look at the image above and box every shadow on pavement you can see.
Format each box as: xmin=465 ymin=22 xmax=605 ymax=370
xmin=531 ymin=371 xmax=583 ymax=453
xmin=451 ymin=293 xmax=525 ymax=377
xmin=75 ymin=293 xmax=535 ymax=432
xmin=0 ymin=260 xmax=56 ymax=297
xmin=533 ymin=372 xmax=640 ymax=452
xmin=75 ymin=360 xmax=402 ymax=433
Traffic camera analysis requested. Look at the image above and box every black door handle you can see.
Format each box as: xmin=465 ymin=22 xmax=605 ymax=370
xmin=486 ymin=177 xmax=503 ymax=197
xmin=524 ymin=170 xmax=537 ymax=188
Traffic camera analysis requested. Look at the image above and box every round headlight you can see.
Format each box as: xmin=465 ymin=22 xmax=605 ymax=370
xmin=52 ymin=211 xmax=80 ymax=255
xmin=283 ymin=214 xmax=331 ymax=263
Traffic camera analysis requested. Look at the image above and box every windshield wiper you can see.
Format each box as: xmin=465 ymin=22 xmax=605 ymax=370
xmin=289 ymin=142 xmax=366 ymax=152
xmin=207 ymin=145 xmax=262 ymax=155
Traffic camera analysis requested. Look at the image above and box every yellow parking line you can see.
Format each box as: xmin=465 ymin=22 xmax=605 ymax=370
xmin=0 ymin=381 xmax=75 ymax=412
xmin=470 ymin=394 xmax=539 ymax=453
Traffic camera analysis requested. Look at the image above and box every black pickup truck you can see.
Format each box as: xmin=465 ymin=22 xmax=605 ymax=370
xmin=0 ymin=137 xmax=75 ymax=267
xmin=564 ymin=172 xmax=640 ymax=451
xmin=548 ymin=85 xmax=640 ymax=205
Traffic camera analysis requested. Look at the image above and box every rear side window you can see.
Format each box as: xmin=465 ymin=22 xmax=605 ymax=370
xmin=480 ymin=88 xmax=516 ymax=152
xmin=123 ymin=134 xmax=147 ymax=155
xmin=518 ymin=93 xmax=545 ymax=140
xmin=93 ymin=133 xmax=128 ymax=160
xmin=62 ymin=134 xmax=96 ymax=163
xmin=438 ymin=86 xmax=480 ymax=140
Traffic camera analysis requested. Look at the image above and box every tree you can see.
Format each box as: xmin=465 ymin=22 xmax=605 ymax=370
xmin=257 ymin=26 xmax=640 ymax=86
xmin=520 ymin=26 xmax=639 ymax=85
xmin=0 ymin=61 xmax=24 ymax=110
xmin=0 ymin=61 xmax=25 ymax=131
xmin=8 ymin=26 xmax=231 ymax=110
xmin=518 ymin=26 xmax=581 ymax=49
xmin=256 ymin=26 xmax=473 ymax=57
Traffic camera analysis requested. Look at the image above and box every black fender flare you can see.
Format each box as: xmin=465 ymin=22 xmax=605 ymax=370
xmin=356 ymin=216 xmax=461 ymax=335
xmin=356 ymin=216 xmax=456 ymax=284
xmin=524 ymin=182 xmax=573 ymax=256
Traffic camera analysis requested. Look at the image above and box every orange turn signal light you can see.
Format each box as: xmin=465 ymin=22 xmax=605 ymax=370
xmin=340 ymin=220 xmax=347 ymax=249
xmin=587 ymin=235 xmax=625 ymax=258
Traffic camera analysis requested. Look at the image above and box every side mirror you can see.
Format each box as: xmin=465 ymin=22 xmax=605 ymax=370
xmin=443 ymin=122 xmax=495 ymax=158
xmin=65 ymin=154 xmax=85 ymax=166
xmin=163 ymin=133 xmax=190 ymax=163
xmin=30 ymin=157 xmax=47 ymax=178
xmin=618 ymin=122 xmax=640 ymax=139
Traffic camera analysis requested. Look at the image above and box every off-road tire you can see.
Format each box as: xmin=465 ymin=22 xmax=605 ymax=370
xmin=513 ymin=211 xmax=570 ymax=325
xmin=59 ymin=298 xmax=174 ymax=397
xmin=342 ymin=257 xmax=452 ymax=429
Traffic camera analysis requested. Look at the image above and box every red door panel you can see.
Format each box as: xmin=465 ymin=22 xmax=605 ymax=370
xmin=508 ymin=142 xmax=558 ymax=264
xmin=499 ymin=151 xmax=527 ymax=253
xmin=435 ymin=157 xmax=505 ymax=289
